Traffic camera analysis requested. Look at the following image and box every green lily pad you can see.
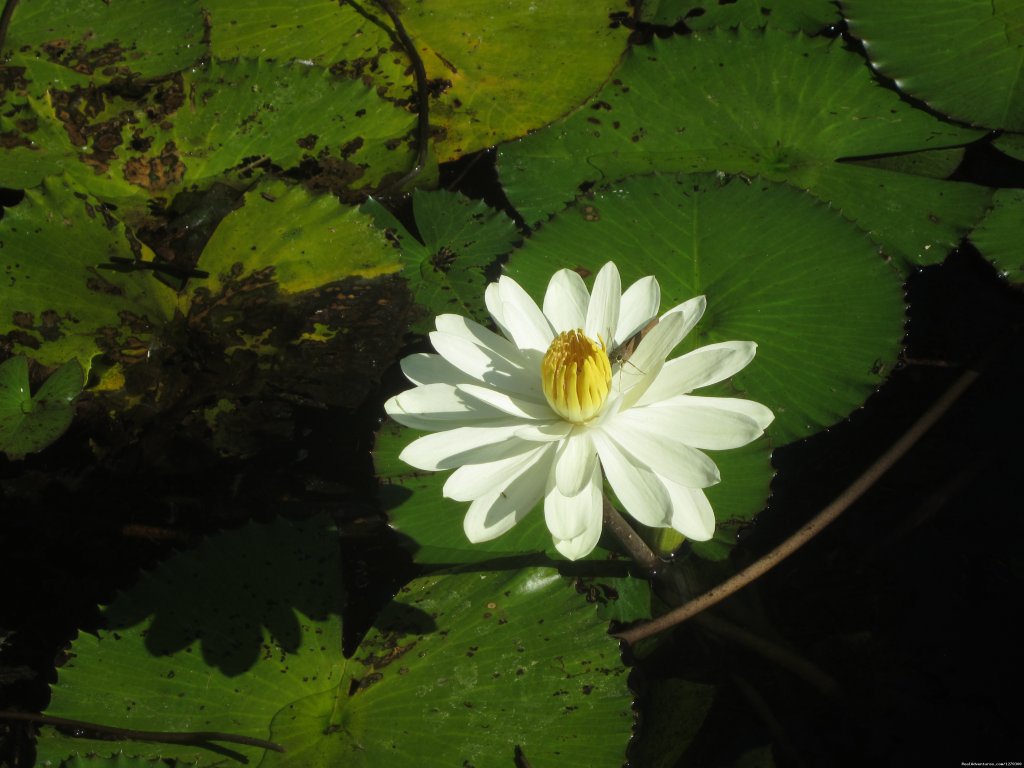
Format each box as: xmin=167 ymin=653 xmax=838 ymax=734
xmin=842 ymin=0 xmax=1024 ymax=130
xmin=969 ymin=188 xmax=1024 ymax=285
xmin=994 ymin=133 xmax=1024 ymax=162
xmin=196 ymin=178 xmax=402 ymax=295
xmin=37 ymin=517 xmax=633 ymax=768
xmin=0 ymin=355 xmax=83 ymax=459
xmin=0 ymin=176 xmax=177 ymax=370
xmin=497 ymin=27 xmax=990 ymax=270
xmin=1 ymin=0 xmax=205 ymax=82
xmin=0 ymin=56 xmax=417 ymax=208
xmin=504 ymin=173 xmax=905 ymax=446
xmin=206 ymin=0 xmax=630 ymax=162
xmin=363 ymin=189 xmax=520 ymax=333
xmin=642 ymin=0 xmax=840 ymax=33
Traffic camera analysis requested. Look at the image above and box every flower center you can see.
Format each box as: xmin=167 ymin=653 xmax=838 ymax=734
xmin=541 ymin=329 xmax=612 ymax=423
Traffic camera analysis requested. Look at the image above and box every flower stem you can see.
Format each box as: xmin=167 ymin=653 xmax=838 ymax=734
xmin=615 ymin=366 xmax=980 ymax=646
xmin=602 ymin=496 xmax=661 ymax=572
xmin=602 ymin=489 xmax=841 ymax=694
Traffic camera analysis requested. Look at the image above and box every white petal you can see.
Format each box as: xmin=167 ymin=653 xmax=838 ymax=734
xmin=543 ymin=269 xmax=589 ymax=332
xmin=614 ymin=276 xmax=660 ymax=345
xmin=678 ymin=395 xmax=775 ymax=431
xmin=514 ymin=421 xmax=575 ymax=443
xmin=384 ymin=383 xmax=505 ymax=430
xmin=663 ymin=482 xmax=715 ymax=541
xmin=435 ymin=313 xmax=531 ymax=367
xmin=429 ymin=331 xmax=539 ymax=398
xmin=653 ymin=394 xmax=775 ymax=430
xmin=585 ymin=262 xmax=621 ymax=347
xmin=553 ymin=430 xmax=598 ymax=496
xmin=605 ymin=411 xmax=721 ymax=488
xmin=485 ymin=281 xmax=513 ymax=339
xmin=545 ymin=460 xmax=603 ymax=544
xmin=661 ymin=295 xmax=706 ymax=339
xmin=624 ymin=399 xmax=769 ymax=450
xmin=399 ymin=422 xmax=528 ymax=470
xmin=498 ymin=276 xmax=553 ymax=353
xmin=463 ymin=450 xmax=552 ymax=542
xmin=457 ymin=382 xmax=553 ymax=420
xmin=444 ymin=443 xmax=551 ymax=502
xmin=592 ymin=430 xmax=672 ymax=528
xmin=400 ymin=353 xmax=472 ymax=387
xmin=553 ymin=522 xmax=603 ymax=560
xmin=638 ymin=341 xmax=758 ymax=405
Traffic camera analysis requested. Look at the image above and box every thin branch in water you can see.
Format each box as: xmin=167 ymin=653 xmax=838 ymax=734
xmin=0 ymin=710 xmax=285 ymax=753
xmin=694 ymin=613 xmax=840 ymax=699
xmin=615 ymin=366 xmax=981 ymax=646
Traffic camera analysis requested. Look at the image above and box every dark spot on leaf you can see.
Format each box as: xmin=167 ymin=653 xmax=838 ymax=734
xmin=12 ymin=312 xmax=33 ymax=328
xmin=123 ymin=141 xmax=186 ymax=191
xmin=296 ymin=134 xmax=319 ymax=150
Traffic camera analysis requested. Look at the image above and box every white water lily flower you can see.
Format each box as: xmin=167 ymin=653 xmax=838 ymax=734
xmin=384 ymin=262 xmax=774 ymax=560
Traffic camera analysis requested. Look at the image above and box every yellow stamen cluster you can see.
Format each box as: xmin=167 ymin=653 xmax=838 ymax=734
xmin=541 ymin=329 xmax=612 ymax=423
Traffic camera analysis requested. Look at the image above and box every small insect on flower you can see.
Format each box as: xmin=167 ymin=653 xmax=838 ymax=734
xmin=384 ymin=262 xmax=773 ymax=560
xmin=609 ymin=317 xmax=658 ymax=372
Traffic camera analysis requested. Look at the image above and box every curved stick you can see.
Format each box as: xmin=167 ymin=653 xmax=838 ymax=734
xmin=616 ymin=366 xmax=980 ymax=646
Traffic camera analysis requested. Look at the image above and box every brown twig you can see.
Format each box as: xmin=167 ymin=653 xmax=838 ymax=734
xmin=615 ymin=366 xmax=980 ymax=646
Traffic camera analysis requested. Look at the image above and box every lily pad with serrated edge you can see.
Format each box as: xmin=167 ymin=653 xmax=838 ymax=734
xmin=842 ymin=0 xmax=1024 ymax=131
xmin=497 ymin=27 xmax=991 ymax=270
xmin=205 ymin=0 xmax=631 ymax=163
xmin=969 ymin=188 xmax=1024 ymax=285
xmin=0 ymin=176 xmax=178 ymax=371
xmin=503 ymin=172 xmax=906 ymax=446
xmin=36 ymin=516 xmax=634 ymax=768
xmin=363 ymin=189 xmax=520 ymax=333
